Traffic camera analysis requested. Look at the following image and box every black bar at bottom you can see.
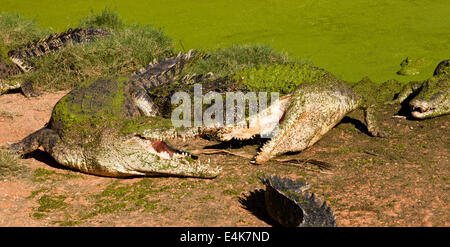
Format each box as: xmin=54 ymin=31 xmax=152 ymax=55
xmin=0 ymin=227 xmax=445 ymax=246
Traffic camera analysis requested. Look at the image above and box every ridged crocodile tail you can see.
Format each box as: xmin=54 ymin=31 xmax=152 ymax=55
xmin=260 ymin=175 xmax=337 ymax=227
xmin=131 ymin=49 xmax=206 ymax=91
xmin=7 ymin=27 xmax=110 ymax=72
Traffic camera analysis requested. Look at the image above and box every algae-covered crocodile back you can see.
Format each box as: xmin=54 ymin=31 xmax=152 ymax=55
xmin=50 ymin=77 xmax=133 ymax=143
xmin=148 ymin=62 xmax=334 ymax=118
xmin=233 ymin=62 xmax=333 ymax=95
xmin=49 ymin=50 xmax=201 ymax=145
xmin=351 ymin=76 xmax=406 ymax=105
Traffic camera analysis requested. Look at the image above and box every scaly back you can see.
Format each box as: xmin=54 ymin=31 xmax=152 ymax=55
xmin=8 ymin=27 xmax=110 ymax=72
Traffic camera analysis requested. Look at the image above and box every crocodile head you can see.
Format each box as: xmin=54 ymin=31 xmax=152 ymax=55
xmin=433 ymin=59 xmax=450 ymax=77
xmin=62 ymin=126 xmax=222 ymax=178
xmin=396 ymin=57 xmax=424 ymax=76
xmin=409 ymin=60 xmax=450 ymax=119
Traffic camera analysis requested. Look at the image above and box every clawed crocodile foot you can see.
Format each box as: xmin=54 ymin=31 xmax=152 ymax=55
xmin=368 ymin=127 xmax=390 ymax=138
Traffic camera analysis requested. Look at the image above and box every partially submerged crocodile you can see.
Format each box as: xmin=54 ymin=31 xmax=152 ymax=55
xmin=3 ymin=50 xmax=221 ymax=178
xmin=260 ymin=174 xmax=336 ymax=227
xmin=0 ymin=27 xmax=109 ymax=96
xmin=396 ymin=57 xmax=424 ymax=76
xmin=388 ymin=59 xmax=449 ymax=119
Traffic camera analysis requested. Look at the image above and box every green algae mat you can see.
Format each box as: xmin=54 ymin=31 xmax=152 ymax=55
xmin=1 ymin=0 xmax=449 ymax=83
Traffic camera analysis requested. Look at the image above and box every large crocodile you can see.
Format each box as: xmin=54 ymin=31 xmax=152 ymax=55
xmin=214 ymin=76 xmax=386 ymax=164
xmin=388 ymin=59 xmax=449 ymax=119
xmin=0 ymin=27 xmax=109 ymax=96
xmin=173 ymin=59 xmax=448 ymax=164
xmin=2 ymin=50 xmax=221 ymax=178
xmin=164 ymin=63 xmax=387 ymax=165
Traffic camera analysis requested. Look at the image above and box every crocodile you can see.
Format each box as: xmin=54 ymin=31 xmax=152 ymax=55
xmin=209 ymin=59 xmax=447 ymax=164
xmin=2 ymin=50 xmax=221 ymax=178
xmin=260 ymin=174 xmax=336 ymax=227
xmin=181 ymin=65 xmax=388 ymax=165
xmin=0 ymin=27 xmax=109 ymax=97
xmin=396 ymin=57 xmax=425 ymax=76
xmin=388 ymin=59 xmax=449 ymax=119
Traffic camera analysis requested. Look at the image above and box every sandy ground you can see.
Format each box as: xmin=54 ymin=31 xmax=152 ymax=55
xmin=0 ymin=91 xmax=448 ymax=226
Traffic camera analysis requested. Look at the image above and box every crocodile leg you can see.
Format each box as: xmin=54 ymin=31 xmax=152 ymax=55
xmin=128 ymin=82 xmax=160 ymax=117
xmin=20 ymin=80 xmax=41 ymax=97
xmin=3 ymin=128 xmax=59 ymax=155
xmin=3 ymin=128 xmax=89 ymax=176
xmin=385 ymin=81 xmax=423 ymax=105
xmin=3 ymin=128 xmax=84 ymax=171
xmin=361 ymin=104 xmax=388 ymax=137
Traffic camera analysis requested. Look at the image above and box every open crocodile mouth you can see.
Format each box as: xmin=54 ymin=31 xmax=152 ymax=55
xmin=142 ymin=140 xmax=177 ymax=159
xmin=131 ymin=136 xmax=192 ymax=160
xmin=410 ymin=105 xmax=435 ymax=119
xmin=123 ymin=136 xmax=219 ymax=178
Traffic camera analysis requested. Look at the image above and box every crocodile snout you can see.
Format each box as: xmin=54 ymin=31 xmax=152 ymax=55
xmin=409 ymin=99 xmax=434 ymax=118
xmin=410 ymin=100 xmax=429 ymax=113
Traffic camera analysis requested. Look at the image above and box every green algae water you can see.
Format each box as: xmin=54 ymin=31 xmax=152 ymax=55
xmin=1 ymin=0 xmax=449 ymax=83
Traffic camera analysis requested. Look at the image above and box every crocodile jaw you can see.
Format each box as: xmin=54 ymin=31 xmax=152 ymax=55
xmin=409 ymin=100 xmax=434 ymax=119
xmin=254 ymin=85 xmax=360 ymax=164
xmin=125 ymin=136 xmax=221 ymax=178
xmin=410 ymin=108 xmax=435 ymax=119
xmin=410 ymin=106 xmax=448 ymax=119
xmin=217 ymin=94 xmax=292 ymax=141
xmin=409 ymin=94 xmax=449 ymax=119
xmin=55 ymin=136 xmax=221 ymax=178
xmin=138 ymin=138 xmax=178 ymax=160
